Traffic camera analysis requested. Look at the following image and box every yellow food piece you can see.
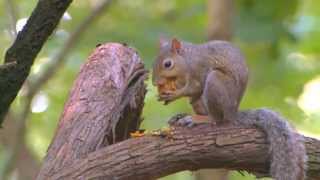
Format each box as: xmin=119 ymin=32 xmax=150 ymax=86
xmin=158 ymin=78 xmax=177 ymax=94
xmin=130 ymin=127 xmax=174 ymax=138
xmin=130 ymin=131 xmax=145 ymax=138
xmin=150 ymin=127 xmax=174 ymax=138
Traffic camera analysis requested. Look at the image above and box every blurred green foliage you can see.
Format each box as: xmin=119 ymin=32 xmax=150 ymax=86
xmin=1 ymin=0 xmax=320 ymax=179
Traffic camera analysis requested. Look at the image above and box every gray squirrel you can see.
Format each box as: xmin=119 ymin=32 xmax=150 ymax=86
xmin=152 ymin=38 xmax=307 ymax=180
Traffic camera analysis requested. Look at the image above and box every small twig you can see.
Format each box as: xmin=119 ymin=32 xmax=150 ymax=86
xmin=1 ymin=95 xmax=32 ymax=179
xmin=27 ymin=0 xmax=114 ymax=97
xmin=5 ymin=0 xmax=18 ymax=38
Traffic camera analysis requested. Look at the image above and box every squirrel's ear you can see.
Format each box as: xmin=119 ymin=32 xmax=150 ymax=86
xmin=171 ymin=38 xmax=181 ymax=53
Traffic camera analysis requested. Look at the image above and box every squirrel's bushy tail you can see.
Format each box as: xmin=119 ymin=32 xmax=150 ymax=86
xmin=237 ymin=109 xmax=307 ymax=180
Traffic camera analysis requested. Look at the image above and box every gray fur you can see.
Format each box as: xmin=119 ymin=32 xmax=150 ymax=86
xmin=153 ymin=39 xmax=307 ymax=180
xmin=237 ymin=109 xmax=307 ymax=180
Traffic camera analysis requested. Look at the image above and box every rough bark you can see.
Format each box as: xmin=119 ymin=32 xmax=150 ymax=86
xmin=50 ymin=110 xmax=320 ymax=180
xmin=36 ymin=43 xmax=147 ymax=180
xmin=0 ymin=0 xmax=73 ymax=125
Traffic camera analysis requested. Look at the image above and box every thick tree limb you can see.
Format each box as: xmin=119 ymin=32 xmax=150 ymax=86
xmin=0 ymin=0 xmax=73 ymax=125
xmin=52 ymin=111 xmax=320 ymax=180
xmin=37 ymin=43 xmax=147 ymax=180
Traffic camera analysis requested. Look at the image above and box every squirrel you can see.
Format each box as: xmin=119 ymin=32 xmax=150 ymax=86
xmin=152 ymin=38 xmax=307 ymax=180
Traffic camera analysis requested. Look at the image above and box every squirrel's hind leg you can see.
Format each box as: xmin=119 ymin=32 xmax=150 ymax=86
xmin=202 ymin=71 xmax=238 ymax=125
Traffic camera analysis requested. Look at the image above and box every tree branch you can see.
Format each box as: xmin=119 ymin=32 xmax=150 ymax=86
xmin=5 ymin=0 xmax=18 ymax=38
xmin=0 ymin=0 xmax=73 ymax=125
xmin=1 ymin=1 xmax=114 ymax=177
xmin=37 ymin=43 xmax=147 ymax=180
xmin=0 ymin=98 xmax=32 ymax=179
xmin=0 ymin=111 xmax=40 ymax=180
xmin=53 ymin=111 xmax=320 ymax=180
xmin=27 ymin=0 xmax=113 ymax=98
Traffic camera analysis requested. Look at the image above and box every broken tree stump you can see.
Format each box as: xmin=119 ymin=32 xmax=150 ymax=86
xmin=37 ymin=43 xmax=147 ymax=179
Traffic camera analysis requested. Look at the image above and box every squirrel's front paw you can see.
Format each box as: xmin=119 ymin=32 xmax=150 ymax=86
xmin=168 ymin=113 xmax=195 ymax=127
xmin=158 ymin=90 xmax=184 ymax=105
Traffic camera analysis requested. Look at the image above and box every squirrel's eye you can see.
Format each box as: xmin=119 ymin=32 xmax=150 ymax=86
xmin=163 ymin=59 xmax=174 ymax=69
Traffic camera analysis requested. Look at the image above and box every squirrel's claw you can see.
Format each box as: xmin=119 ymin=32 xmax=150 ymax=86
xmin=158 ymin=90 xmax=182 ymax=104
xmin=168 ymin=114 xmax=195 ymax=127
xmin=168 ymin=113 xmax=189 ymax=124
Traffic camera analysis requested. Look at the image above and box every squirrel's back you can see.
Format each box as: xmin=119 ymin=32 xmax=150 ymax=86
xmin=182 ymin=40 xmax=248 ymax=82
xmin=201 ymin=40 xmax=248 ymax=82
xmin=187 ymin=40 xmax=249 ymax=103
